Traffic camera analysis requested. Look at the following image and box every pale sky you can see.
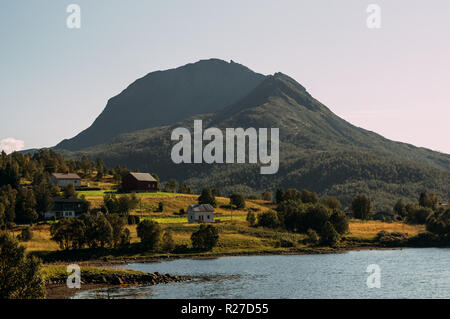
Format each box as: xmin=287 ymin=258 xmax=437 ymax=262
xmin=0 ymin=0 xmax=449 ymax=153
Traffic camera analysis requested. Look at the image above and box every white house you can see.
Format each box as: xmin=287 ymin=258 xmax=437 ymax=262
xmin=187 ymin=204 xmax=214 ymax=223
xmin=44 ymin=197 xmax=87 ymax=219
xmin=51 ymin=173 xmax=82 ymax=188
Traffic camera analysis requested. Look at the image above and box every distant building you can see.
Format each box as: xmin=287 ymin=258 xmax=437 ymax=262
xmin=44 ymin=197 xmax=87 ymax=219
xmin=187 ymin=204 xmax=214 ymax=223
xmin=51 ymin=173 xmax=82 ymax=188
xmin=121 ymin=172 xmax=158 ymax=192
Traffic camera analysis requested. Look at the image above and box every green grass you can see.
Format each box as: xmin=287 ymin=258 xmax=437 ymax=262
xmin=41 ymin=264 xmax=144 ymax=282
xmin=77 ymin=190 xmax=180 ymax=198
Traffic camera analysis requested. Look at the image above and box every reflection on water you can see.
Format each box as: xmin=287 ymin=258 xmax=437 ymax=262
xmin=74 ymin=248 xmax=450 ymax=299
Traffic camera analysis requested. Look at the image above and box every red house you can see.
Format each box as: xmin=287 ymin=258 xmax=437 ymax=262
xmin=121 ymin=172 xmax=158 ymax=192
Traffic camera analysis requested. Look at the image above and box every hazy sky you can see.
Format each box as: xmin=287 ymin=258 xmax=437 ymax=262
xmin=0 ymin=0 xmax=449 ymax=153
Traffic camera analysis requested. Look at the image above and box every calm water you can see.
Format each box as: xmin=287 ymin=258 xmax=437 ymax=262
xmin=74 ymin=248 xmax=450 ymax=299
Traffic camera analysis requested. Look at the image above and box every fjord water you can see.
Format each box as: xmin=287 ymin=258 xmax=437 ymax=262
xmin=75 ymin=248 xmax=450 ymax=299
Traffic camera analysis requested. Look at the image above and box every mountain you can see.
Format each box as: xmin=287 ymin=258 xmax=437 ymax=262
xmin=56 ymin=59 xmax=265 ymax=151
xmin=54 ymin=59 xmax=450 ymax=211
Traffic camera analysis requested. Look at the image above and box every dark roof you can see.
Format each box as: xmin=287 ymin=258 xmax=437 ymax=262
xmin=52 ymin=197 xmax=86 ymax=203
xmin=52 ymin=173 xmax=81 ymax=180
xmin=189 ymin=204 xmax=214 ymax=212
xmin=128 ymin=172 xmax=157 ymax=182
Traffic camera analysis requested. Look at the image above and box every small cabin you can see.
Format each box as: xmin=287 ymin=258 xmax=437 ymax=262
xmin=121 ymin=172 xmax=158 ymax=192
xmin=187 ymin=204 xmax=214 ymax=223
xmin=51 ymin=173 xmax=82 ymax=188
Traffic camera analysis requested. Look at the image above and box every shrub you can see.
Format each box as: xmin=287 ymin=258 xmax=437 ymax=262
xmin=375 ymin=231 xmax=409 ymax=247
xmin=161 ymin=231 xmax=176 ymax=252
xmin=262 ymin=191 xmax=272 ymax=202
xmin=0 ymin=233 xmax=45 ymax=299
xmin=320 ymin=222 xmax=340 ymax=246
xmin=408 ymin=207 xmax=433 ymax=224
xmin=18 ymin=227 xmax=33 ymax=242
xmin=230 ymin=194 xmax=246 ymax=209
xmin=306 ymin=228 xmax=319 ymax=245
xmin=137 ymin=220 xmax=162 ymax=250
xmin=257 ymin=210 xmax=280 ymax=229
xmin=329 ymin=211 xmax=349 ymax=235
xmin=191 ymin=225 xmax=219 ymax=251
xmin=246 ymin=211 xmax=256 ymax=226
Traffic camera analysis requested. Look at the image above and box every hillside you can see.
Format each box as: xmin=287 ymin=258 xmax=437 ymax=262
xmin=54 ymin=59 xmax=450 ymax=211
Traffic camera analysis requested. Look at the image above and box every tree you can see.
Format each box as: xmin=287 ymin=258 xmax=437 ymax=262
xmin=426 ymin=208 xmax=450 ymax=239
xmin=106 ymin=214 xmax=127 ymax=248
xmin=282 ymin=189 xmax=302 ymax=202
xmin=161 ymin=231 xmax=176 ymax=252
xmin=230 ymin=194 xmax=246 ymax=209
xmin=0 ymin=233 xmax=46 ymax=299
xmin=246 ymin=211 xmax=256 ymax=226
xmin=257 ymin=210 xmax=280 ymax=229
xmin=62 ymin=183 xmax=77 ymax=198
xmin=329 ymin=211 xmax=349 ymax=235
xmin=137 ymin=220 xmax=162 ymax=250
xmin=351 ymin=194 xmax=373 ymax=220
xmin=163 ymin=179 xmax=178 ymax=193
xmin=301 ymin=189 xmax=319 ymax=204
xmin=198 ymin=188 xmax=216 ymax=208
xmin=18 ymin=227 xmax=33 ymax=241
xmin=408 ymin=207 xmax=433 ymax=224
xmin=262 ymin=191 xmax=272 ymax=202
xmin=393 ymin=199 xmax=407 ymax=218
xmin=419 ymin=192 xmax=439 ymax=210
xmin=304 ymin=204 xmax=331 ymax=233
xmin=211 ymin=188 xmax=221 ymax=197
xmin=275 ymin=188 xmax=285 ymax=204
xmin=320 ymin=222 xmax=340 ymax=246
xmin=15 ymin=188 xmax=38 ymax=225
xmin=320 ymin=197 xmax=341 ymax=210
xmin=178 ymin=185 xmax=193 ymax=194
xmin=191 ymin=224 xmax=219 ymax=251
xmin=80 ymin=155 xmax=92 ymax=176
xmin=306 ymin=228 xmax=319 ymax=245
xmin=34 ymin=182 xmax=54 ymax=219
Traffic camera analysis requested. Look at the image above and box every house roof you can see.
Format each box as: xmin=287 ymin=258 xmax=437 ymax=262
xmin=189 ymin=204 xmax=214 ymax=212
xmin=129 ymin=172 xmax=157 ymax=182
xmin=52 ymin=173 xmax=81 ymax=180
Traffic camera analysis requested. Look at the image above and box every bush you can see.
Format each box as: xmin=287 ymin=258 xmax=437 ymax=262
xmin=277 ymin=239 xmax=295 ymax=248
xmin=375 ymin=231 xmax=408 ymax=247
xmin=230 ymin=194 xmax=246 ymax=209
xmin=262 ymin=191 xmax=272 ymax=202
xmin=329 ymin=211 xmax=349 ymax=235
xmin=137 ymin=220 xmax=162 ymax=250
xmin=0 ymin=233 xmax=45 ymax=299
xmin=408 ymin=207 xmax=433 ymax=225
xmin=161 ymin=231 xmax=176 ymax=252
xmin=191 ymin=225 xmax=219 ymax=251
xmin=246 ymin=211 xmax=256 ymax=226
xmin=257 ymin=210 xmax=280 ymax=229
xmin=320 ymin=222 xmax=340 ymax=246
xmin=306 ymin=228 xmax=319 ymax=245
xmin=119 ymin=228 xmax=131 ymax=247
xmin=18 ymin=227 xmax=33 ymax=242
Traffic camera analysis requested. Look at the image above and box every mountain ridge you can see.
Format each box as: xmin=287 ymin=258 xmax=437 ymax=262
xmin=52 ymin=59 xmax=449 ymax=210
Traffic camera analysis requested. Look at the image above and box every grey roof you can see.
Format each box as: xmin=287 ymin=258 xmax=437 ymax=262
xmin=189 ymin=204 xmax=214 ymax=212
xmin=129 ymin=172 xmax=157 ymax=182
xmin=52 ymin=173 xmax=81 ymax=180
